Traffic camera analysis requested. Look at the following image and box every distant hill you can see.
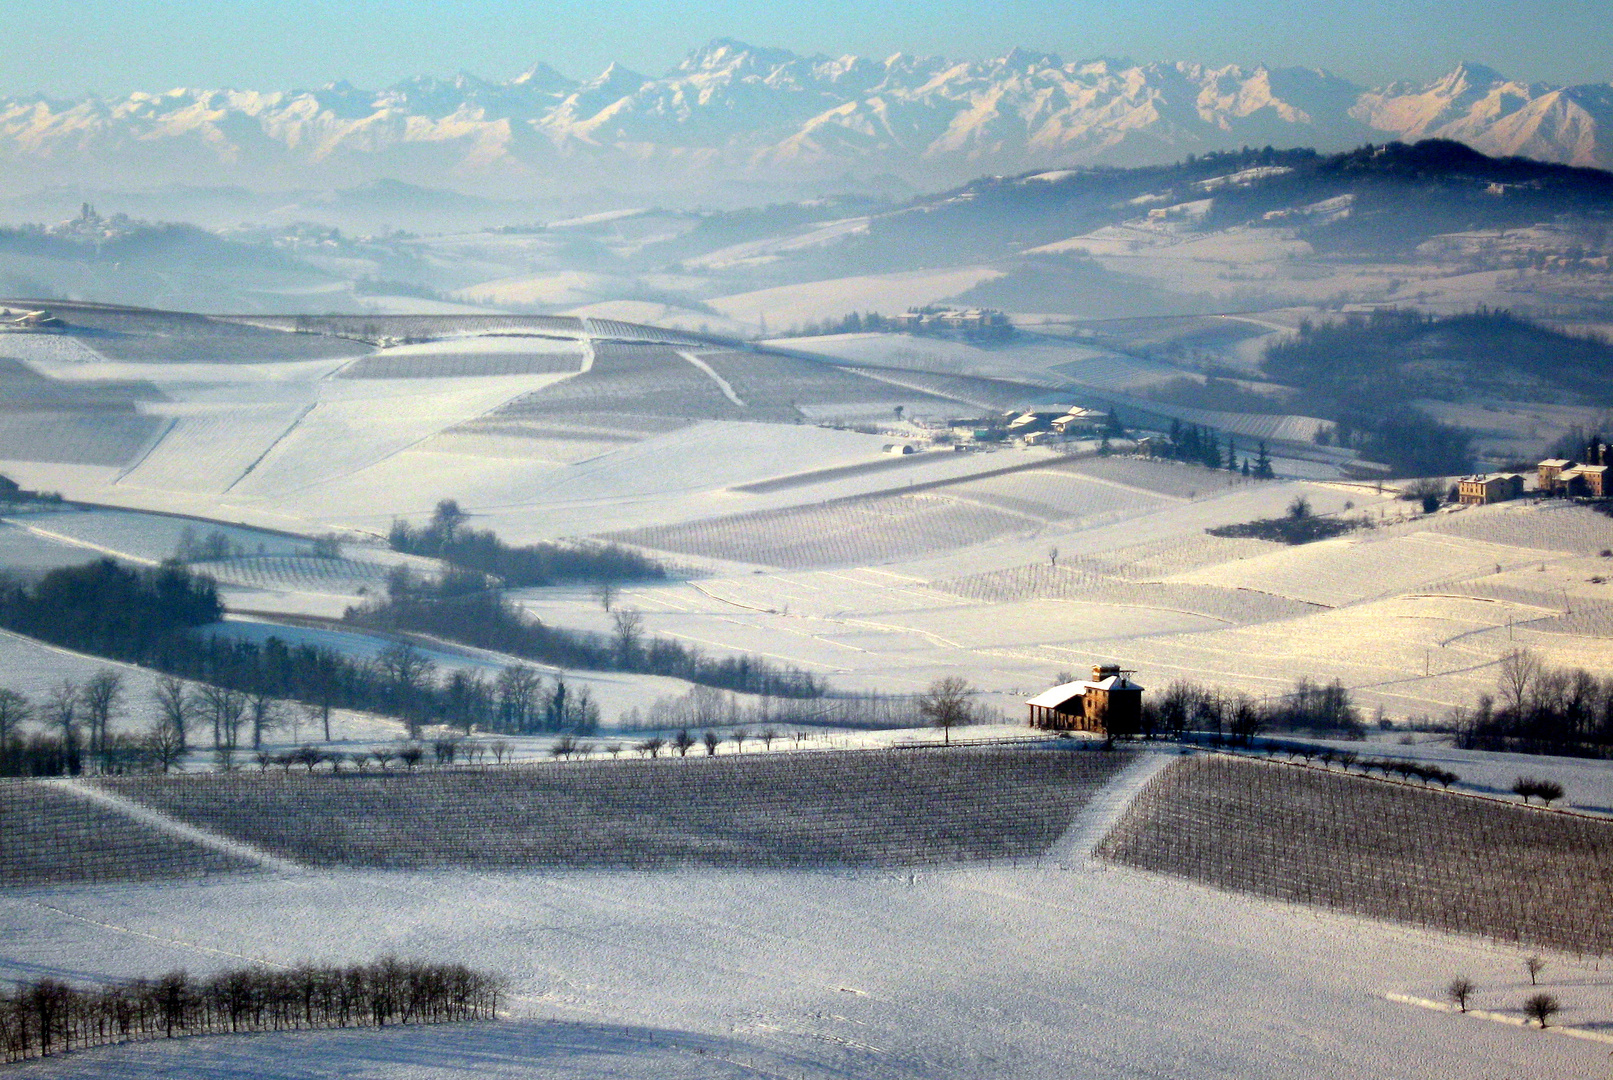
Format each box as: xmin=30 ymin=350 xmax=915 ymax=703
xmin=2 ymin=43 xmax=1613 ymax=199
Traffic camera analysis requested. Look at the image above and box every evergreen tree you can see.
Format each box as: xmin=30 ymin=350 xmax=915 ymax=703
xmin=1254 ymin=441 xmax=1274 ymax=478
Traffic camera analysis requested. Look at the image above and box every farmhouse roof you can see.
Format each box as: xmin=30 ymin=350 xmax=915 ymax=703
xmin=1026 ymin=680 xmax=1089 ymax=708
xmin=1025 ymin=674 xmax=1143 ymax=708
xmin=1539 ymin=458 xmax=1573 ymax=468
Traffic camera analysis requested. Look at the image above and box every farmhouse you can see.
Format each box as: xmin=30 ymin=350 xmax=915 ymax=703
xmin=1539 ymin=441 xmax=1613 ymax=497
xmin=1561 ymin=464 xmax=1611 ymax=497
xmin=1027 ymin=665 xmax=1144 ymax=735
xmin=1538 ymin=458 xmax=1573 ymax=489
xmin=893 ymin=307 xmax=1012 ymax=339
xmin=1457 ymin=473 xmax=1524 ymax=505
xmin=1052 ymin=408 xmax=1104 ymax=435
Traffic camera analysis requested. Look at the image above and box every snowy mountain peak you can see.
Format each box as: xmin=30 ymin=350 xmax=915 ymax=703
xmin=0 ymin=47 xmax=1609 ymax=198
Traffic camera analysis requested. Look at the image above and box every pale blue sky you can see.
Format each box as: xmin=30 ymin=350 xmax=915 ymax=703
xmin=3 ymin=0 xmax=1609 ymax=96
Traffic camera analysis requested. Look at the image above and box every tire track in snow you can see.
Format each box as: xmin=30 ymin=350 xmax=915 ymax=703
xmin=678 ymin=351 xmax=746 ymax=407
xmin=1046 ymin=748 xmax=1173 ymax=866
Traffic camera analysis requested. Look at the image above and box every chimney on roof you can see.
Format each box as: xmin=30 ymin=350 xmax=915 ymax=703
xmin=1092 ymin=663 xmax=1122 ymax=682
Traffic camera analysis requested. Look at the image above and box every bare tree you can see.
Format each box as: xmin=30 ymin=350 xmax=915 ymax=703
xmin=1525 ymin=955 xmax=1546 ymax=985
xmin=1497 ymin=648 xmax=1542 ymax=713
xmin=153 ymin=675 xmax=191 ymax=753
xmin=919 ymin=676 xmax=973 ymax=745
xmin=195 ymin=684 xmax=247 ymax=750
xmin=1446 ymin=977 xmax=1475 ymax=1012
xmin=637 ymin=736 xmax=665 ymax=758
xmin=0 ymin=688 xmax=30 ymax=756
xmin=489 ymin=739 xmax=510 ymax=764
xmin=606 ymin=742 xmax=623 ymax=759
xmin=143 ymin=718 xmax=186 ymax=773
xmin=247 ymin=691 xmax=282 ymax=750
xmin=593 ymin=578 xmax=620 ymax=613
xmin=79 ymin=670 xmax=124 ymax=766
xmin=702 ymin=730 xmax=721 ymax=756
xmin=612 ymin=608 xmax=644 ymax=665
xmin=730 ymin=728 xmax=749 ymax=754
xmin=1523 ymin=992 xmax=1560 ymax=1028
xmin=496 ymin=664 xmax=542 ymax=732
xmin=672 ymin=728 xmax=696 ymax=757
xmin=759 ymin=727 xmax=777 ymax=751
xmin=43 ymin=681 xmax=80 ymax=766
xmin=376 ymin=643 xmax=436 ymax=737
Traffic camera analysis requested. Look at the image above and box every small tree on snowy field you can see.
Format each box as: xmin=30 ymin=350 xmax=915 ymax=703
xmin=606 ymin=742 xmax=623 ymax=759
xmin=1523 ymin=992 xmax=1560 ymax=1028
xmin=703 ymin=730 xmax=721 ymax=756
xmin=398 ymin=744 xmax=424 ymax=770
xmin=919 ymin=676 xmax=973 ymax=746
xmin=594 ymin=578 xmax=619 ymax=613
xmin=638 ymin=736 xmax=664 ymax=759
xmin=672 ymin=728 xmax=696 ymax=757
xmin=1447 ymin=977 xmax=1475 ymax=1012
xmin=1525 ymin=956 xmax=1547 ymax=985
xmin=760 ymin=728 xmax=777 ymax=751
xmin=490 ymin=739 xmax=510 ymax=764
xmin=731 ymin=728 xmax=749 ymax=753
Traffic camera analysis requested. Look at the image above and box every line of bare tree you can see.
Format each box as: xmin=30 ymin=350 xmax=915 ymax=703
xmin=1 ymin=957 xmax=501 ymax=1064
xmin=1454 ymin=647 xmax=1613 ymax=758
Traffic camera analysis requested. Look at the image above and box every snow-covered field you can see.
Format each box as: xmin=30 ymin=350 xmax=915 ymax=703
xmin=3 ymin=782 xmax=1609 ymax=1079
xmin=9 ymin=310 xmax=1613 ymax=1078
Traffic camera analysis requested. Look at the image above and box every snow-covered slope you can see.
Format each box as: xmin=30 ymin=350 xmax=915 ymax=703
xmin=3 ymin=44 xmax=1611 ymax=195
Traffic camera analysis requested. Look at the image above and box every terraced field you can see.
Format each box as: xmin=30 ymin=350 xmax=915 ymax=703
xmin=1098 ymin=754 xmax=1613 ymax=956
xmin=498 ymin=343 xmax=743 ymax=424
xmin=100 ymin=746 xmax=1129 ymax=869
xmin=233 ymin=314 xmax=586 ymax=339
xmin=930 ymin=564 xmax=1320 ymax=623
xmin=338 ymin=352 xmax=581 ymax=379
xmin=611 ymin=490 xmax=1039 ymax=567
xmin=52 ymin=306 xmax=366 ymax=362
xmin=0 ymin=781 xmax=255 ymax=887
xmin=0 ymin=413 xmax=162 ymax=466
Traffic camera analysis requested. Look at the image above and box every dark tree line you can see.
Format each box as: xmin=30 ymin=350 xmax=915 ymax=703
xmin=1456 ymin=648 xmax=1613 ymax=757
xmin=349 ymin=569 xmax=825 ymax=700
xmin=0 ymin=561 xmax=606 ymax=761
xmin=1162 ymin=420 xmax=1271 ymax=476
xmin=389 ymin=501 xmax=664 ymax=587
xmin=1109 ymin=676 xmax=1365 ymax=742
xmin=1 ymin=958 xmax=500 ymax=1064
xmin=0 ymin=559 xmax=823 ymax=771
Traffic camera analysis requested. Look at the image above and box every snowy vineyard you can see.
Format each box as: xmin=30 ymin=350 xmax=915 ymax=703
xmin=1097 ymin=754 xmax=1613 ymax=957
xmin=0 ymin=958 xmax=501 ymax=1064
xmin=0 ymin=782 xmax=253 ymax=888
xmin=189 ymin=555 xmax=390 ymax=593
xmin=97 ymin=747 xmax=1131 ymax=871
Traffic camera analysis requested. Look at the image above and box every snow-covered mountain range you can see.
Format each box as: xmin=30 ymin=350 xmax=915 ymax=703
xmin=3 ymin=41 xmax=1611 ymax=198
